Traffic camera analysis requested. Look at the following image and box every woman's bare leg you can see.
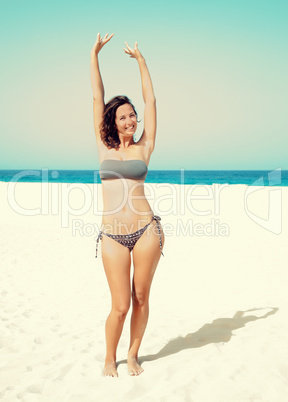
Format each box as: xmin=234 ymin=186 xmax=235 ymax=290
xmin=128 ymin=221 xmax=165 ymax=375
xmin=101 ymin=236 xmax=132 ymax=377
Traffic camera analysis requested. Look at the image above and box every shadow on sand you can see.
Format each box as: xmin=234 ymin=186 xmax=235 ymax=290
xmin=117 ymin=307 xmax=278 ymax=367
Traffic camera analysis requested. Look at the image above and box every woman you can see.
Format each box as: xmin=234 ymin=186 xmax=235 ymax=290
xmin=90 ymin=32 xmax=165 ymax=377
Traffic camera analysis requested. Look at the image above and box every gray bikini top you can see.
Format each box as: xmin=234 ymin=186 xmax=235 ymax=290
xmin=99 ymin=159 xmax=148 ymax=180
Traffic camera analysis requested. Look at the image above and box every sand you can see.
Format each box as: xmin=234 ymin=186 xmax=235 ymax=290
xmin=0 ymin=180 xmax=287 ymax=402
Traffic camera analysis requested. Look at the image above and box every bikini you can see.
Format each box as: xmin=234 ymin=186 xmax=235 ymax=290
xmin=95 ymin=159 xmax=164 ymax=258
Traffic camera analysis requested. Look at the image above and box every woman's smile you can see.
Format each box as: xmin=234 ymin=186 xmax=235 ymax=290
xmin=125 ymin=125 xmax=135 ymax=131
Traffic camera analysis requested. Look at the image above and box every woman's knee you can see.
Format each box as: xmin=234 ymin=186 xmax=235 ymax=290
xmin=132 ymin=289 xmax=149 ymax=307
xmin=112 ymin=301 xmax=131 ymax=319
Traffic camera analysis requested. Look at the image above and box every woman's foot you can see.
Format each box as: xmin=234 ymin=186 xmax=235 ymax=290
xmin=127 ymin=355 xmax=144 ymax=376
xmin=102 ymin=360 xmax=118 ymax=377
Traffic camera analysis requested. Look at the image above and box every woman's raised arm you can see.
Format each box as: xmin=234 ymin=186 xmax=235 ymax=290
xmin=90 ymin=33 xmax=114 ymax=140
xmin=123 ymin=42 xmax=156 ymax=151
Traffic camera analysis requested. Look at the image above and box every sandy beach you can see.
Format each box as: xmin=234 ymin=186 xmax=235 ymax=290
xmin=1 ymin=181 xmax=287 ymax=402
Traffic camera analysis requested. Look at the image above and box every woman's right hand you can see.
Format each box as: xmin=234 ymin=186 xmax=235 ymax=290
xmin=91 ymin=32 xmax=114 ymax=56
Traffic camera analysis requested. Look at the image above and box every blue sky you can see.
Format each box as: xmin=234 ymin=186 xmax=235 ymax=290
xmin=0 ymin=0 xmax=287 ymax=170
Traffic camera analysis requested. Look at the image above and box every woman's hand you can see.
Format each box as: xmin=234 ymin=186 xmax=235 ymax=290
xmin=91 ymin=32 xmax=114 ymax=56
xmin=123 ymin=41 xmax=144 ymax=61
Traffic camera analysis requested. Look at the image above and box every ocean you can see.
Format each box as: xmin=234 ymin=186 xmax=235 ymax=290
xmin=0 ymin=169 xmax=287 ymax=186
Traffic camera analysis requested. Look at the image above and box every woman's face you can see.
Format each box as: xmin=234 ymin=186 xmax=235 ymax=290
xmin=115 ymin=103 xmax=137 ymax=137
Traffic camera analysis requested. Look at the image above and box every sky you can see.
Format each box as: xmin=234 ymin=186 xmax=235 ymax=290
xmin=0 ymin=0 xmax=287 ymax=170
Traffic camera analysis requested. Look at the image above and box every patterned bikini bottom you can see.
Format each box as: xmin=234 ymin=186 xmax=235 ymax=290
xmin=95 ymin=215 xmax=164 ymax=258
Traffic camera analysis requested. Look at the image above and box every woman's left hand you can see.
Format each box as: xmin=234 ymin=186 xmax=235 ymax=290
xmin=123 ymin=41 xmax=144 ymax=61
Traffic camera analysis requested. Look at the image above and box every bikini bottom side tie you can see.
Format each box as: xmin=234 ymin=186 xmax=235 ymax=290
xmin=95 ymin=215 xmax=164 ymax=258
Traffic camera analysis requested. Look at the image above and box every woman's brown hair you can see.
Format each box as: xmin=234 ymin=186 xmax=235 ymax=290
xmin=100 ymin=95 xmax=139 ymax=149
